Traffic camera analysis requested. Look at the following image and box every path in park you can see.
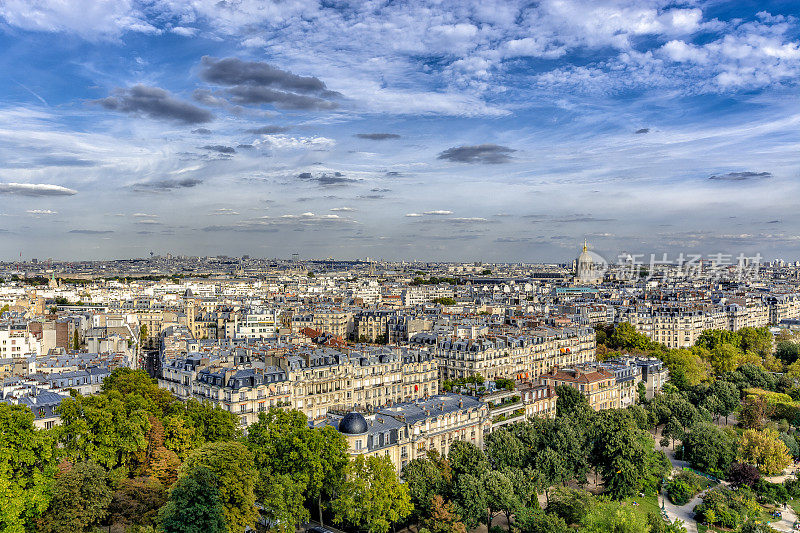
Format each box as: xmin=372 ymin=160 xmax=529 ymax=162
xmin=656 ymin=428 xmax=705 ymax=533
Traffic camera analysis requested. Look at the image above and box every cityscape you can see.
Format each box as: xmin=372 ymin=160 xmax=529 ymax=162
xmin=3 ymin=1 xmax=800 ymax=533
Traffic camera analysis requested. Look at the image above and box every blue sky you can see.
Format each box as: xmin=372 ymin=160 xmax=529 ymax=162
xmin=0 ymin=0 xmax=799 ymax=262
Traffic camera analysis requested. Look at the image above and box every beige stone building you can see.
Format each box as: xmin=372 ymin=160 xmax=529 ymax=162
xmin=539 ymin=365 xmax=619 ymax=411
xmin=322 ymin=394 xmax=490 ymax=474
xmin=163 ymin=345 xmax=439 ymax=426
xmin=435 ymin=326 xmax=595 ymax=382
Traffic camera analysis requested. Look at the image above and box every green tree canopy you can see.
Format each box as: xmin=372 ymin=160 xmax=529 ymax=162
xmin=403 ymin=456 xmax=448 ymax=519
xmin=681 ymin=423 xmax=738 ymax=476
xmin=183 ymin=441 xmax=259 ymax=533
xmin=159 ymin=466 xmax=226 ymax=533
xmin=37 ymin=462 xmax=113 ymax=533
xmin=738 ymin=428 xmax=792 ymax=476
xmin=515 ymin=507 xmax=572 ymax=533
xmin=0 ymin=403 xmax=58 ymax=533
xmin=590 ymin=410 xmax=666 ymax=498
xmin=244 ymin=408 xmax=348 ymax=525
xmin=332 ymin=455 xmax=413 ymax=533
xmin=448 ymin=440 xmax=488 ymax=480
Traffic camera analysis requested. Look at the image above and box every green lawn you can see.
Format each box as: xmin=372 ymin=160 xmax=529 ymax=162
xmin=790 ymin=497 xmax=800 ymax=517
xmin=622 ymin=493 xmax=665 ymax=525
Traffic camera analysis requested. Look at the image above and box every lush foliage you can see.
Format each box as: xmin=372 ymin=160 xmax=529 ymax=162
xmin=159 ymin=466 xmax=226 ymax=533
xmin=0 ymin=403 xmax=58 ymax=533
xmin=666 ymin=470 xmax=707 ymax=505
xmin=332 ymin=455 xmax=413 ymax=533
xmin=693 ymin=486 xmax=761 ymax=529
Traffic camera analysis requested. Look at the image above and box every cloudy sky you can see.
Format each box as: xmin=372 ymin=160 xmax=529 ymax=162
xmin=1 ymin=0 xmax=799 ymax=262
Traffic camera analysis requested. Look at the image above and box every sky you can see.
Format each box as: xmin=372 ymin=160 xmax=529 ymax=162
xmin=0 ymin=0 xmax=799 ymax=263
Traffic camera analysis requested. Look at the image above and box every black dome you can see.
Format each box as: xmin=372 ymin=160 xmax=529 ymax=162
xmin=338 ymin=412 xmax=368 ymax=435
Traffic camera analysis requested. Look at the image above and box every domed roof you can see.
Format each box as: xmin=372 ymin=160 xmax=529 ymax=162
xmin=577 ymin=239 xmax=593 ymax=265
xmin=338 ymin=412 xmax=368 ymax=435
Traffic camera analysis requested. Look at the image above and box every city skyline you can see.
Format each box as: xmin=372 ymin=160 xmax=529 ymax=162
xmin=1 ymin=0 xmax=800 ymax=261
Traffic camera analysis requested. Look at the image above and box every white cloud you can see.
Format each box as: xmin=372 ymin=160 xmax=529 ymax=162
xmin=171 ymin=26 xmax=197 ymax=36
xmin=0 ymin=182 xmax=77 ymax=196
xmin=0 ymin=0 xmax=159 ymax=40
xmin=26 ymin=209 xmax=57 ymax=215
xmin=424 ymin=210 xmax=453 ymax=215
xmin=254 ymin=135 xmax=336 ymax=150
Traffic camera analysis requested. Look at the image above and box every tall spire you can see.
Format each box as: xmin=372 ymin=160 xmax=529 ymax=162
xmin=582 ymin=238 xmax=588 ymax=253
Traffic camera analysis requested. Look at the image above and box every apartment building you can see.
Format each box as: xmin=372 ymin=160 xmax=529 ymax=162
xmin=234 ymin=308 xmax=279 ymax=339
xmin=312 ymin=308 xmax=353 ymax=338
xmin=434 ymin=326 xmax=595 ymax=382
xmin=401 ymin=285 xmax=455 ymax=306
xmin=766 ymin=293 xmax=800 ymax=324
xmin=618 ymin=303 xmax=769 ymax=349
xmin=322 ymin=394 xmax=490 ymax=474
xmin=539 ymin=365 xmax=620 ymax=411
xmin=604 ymin=356 xmax=668 ymax=400
xmin=352 ymin=310 xmax=397 ymax=342
xmin=163 ymin=342 xmax=440 ymax=426
xmin=0 ymin=324 xmax=41 ymax=359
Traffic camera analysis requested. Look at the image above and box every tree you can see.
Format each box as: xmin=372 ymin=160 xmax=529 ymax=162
xmin=183 ymin=441 xmax=259 ymax=533
xmin=451 ymin=473 xmax=487 ymax=529
xmin=740 ymin=520 xmax=780 ymax=533
xmin=182 ymin=398 xmax=239 ymax=443
xmin=487 ymin=429 xmax=527 ymax=469
xmin=738 ymin=428 xmax=792 ymax=475
xmin=72 ymin=330 xmax=79 ymax=351
xmin=245 ymin=409 xmax=348 ymax=525
xmin=739 ymin=395 xmax=772 ymax=430
xmin=107 ymin=477 xmax=167 ymax=529
xmin=579 ymin=499 xmax=649 ymax=533
xmin=514 ymin=507 xmax=571 ymax=533
xmin=708 ymin=380 xmax=739 ymax=423
xmin=607 ymin=323 xmax=659 ymax=351
xmin=663 ymin=416 xmax=684 ymax=450
xmin=332 ymin=455 xmax=413 ymax=533
xmin=482 ymin=470 xmax=517 ymax=531
xmin=424 ymin=495 xmax=467 ymax=533
xmin=259 ymin=473 xmax=310 ymax=533
xmin=637 ymin=382 xmax=648 ymax=403
xmin=775 ymin=341 xmax=800 ymax=365
xmin=780 ymin=432 xmax=800 ymax=460
xmin=647 ymin=512 xmax=687 ymax=533
xmin=726 ymin=462 xmax=761 ymax=488
xmin=0 ymin=403 xmax=58 ymax=533
xmin=547 ymin=486 xmax=593 ymax=525
xmin=403 ymin=457 xmax=447 ymax=519
xmin=590 ymin=410 xmax=662 ymax=499
xmin=681 ymin=424 xmax=738 ymax=476
xmin=163 ymin=415 xmax=201 ymax=460
xmin=709 ymin=343 xmax=741 ymax=375
xmin=660 ymin=348 xmax=711 ymax=387
xmin=448 ymin=440 xmax=488 ymax=480
xmin=159 ymin=466 xmax=226 ymax=533
xmin=556 ymin=385 xmax=589 ymax=418
xmin=147 ymin=446 xmax=181 ymax=486
xmin=37 ymin=462 xmax=113 ymax=533
xmin=57 ymin=391 xmax=151 ymax=470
